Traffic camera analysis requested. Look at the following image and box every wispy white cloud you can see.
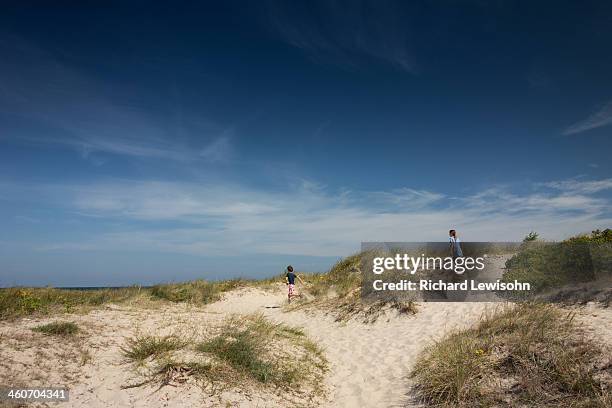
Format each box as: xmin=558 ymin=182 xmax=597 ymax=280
xmin=0 ymin=36 xmax=233 ymax=162
xmin=366 ymin=188 xmax=444 ymax=210
xmin=542 ymin=178 xmax=612 ymax=194
xmin=461 ymin=186 xmax=609 ymax=215
xmin=19 ymin=177 xmax=612 ymax=257
xmin=266 ymin=0 xmax=417 ymax=73
xmin=563 ymin=99 xmax=612 ymax=135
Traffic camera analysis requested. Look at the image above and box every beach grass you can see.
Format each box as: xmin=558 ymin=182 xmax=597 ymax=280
xmin=501 ymin=229 xmax=612 ymax=301
xmin=0 ymin=279 xmax=249 ymax=320
xmin=122 ymin=335 xmax=186 ymax=363
xmin=32 ymin=321 xmax=79 ymax=336
xmin=196 ymin=314 xmax=326 ymax=386
xmin=411 ymin=303 xmax=611 ymax=407
xmin=149 ymin=279 xmax=246 ymax=303
xmin=0 ymin=286 xmax=146 ymax=320
xmin=293 ymin=251 xmax=418 ymax=322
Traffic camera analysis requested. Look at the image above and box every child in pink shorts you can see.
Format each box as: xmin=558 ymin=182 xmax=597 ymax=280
xmin=285 ymin=265 xmax=304 ymax=303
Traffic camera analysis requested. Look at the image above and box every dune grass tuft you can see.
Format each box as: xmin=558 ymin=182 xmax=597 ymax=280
xmin=196 ymin=314 xmax=326 ymax=387
xmin=411 ymin=303 xmax=611 ymax=407
xmin=122 ymin=335 xmax=186 ymax=362
xmin=32 ymin=321 xmax=79 ymax=336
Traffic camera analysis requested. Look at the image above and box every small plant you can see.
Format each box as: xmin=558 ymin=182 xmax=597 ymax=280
xmin=523 ymin=231 xmax=539 ymax=242
xmin=122 ymin=335 xmax=185 ymax=362
xmin=32 ymin=321 xmax=79 ymax=336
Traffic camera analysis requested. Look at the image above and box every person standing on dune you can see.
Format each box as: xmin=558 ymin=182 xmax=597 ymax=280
xmin=285 ymin=265 xmax=305 ymax=303
xmin=449 ymin=229 xmax=463 ymax=258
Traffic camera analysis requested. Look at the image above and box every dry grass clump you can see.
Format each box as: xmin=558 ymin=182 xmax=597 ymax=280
xmin=330 ymin=296 xmax=418 ymax=323
xmin=121 ymin=315 xmax=328 ymax=405
xmin=122 ymin=335 xmax=186 ymax=363
xmin=31 ymin=321 xmax=79 ymax=336
xmin=411 ymin=303 xmax=611 ymax=407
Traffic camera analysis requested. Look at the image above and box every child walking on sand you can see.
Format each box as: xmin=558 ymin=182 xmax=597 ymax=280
xmin=285 ymin=265 xmax=305 ymax=303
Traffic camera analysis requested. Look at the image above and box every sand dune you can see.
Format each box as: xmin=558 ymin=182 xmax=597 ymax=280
xmin=1 ymin=282 xmax=610 ymax=407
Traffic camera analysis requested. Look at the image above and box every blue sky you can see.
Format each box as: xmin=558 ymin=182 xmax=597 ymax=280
xmin=1 ymin=1 xmax=611 ymax=286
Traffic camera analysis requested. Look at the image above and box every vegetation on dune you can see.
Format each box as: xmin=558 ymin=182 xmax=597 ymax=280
xmin=501 ymin=229 xmax=612 ymax=302
xmin=411 ymin=303 xmax=611 ymax=407
xmin=150 ymin=279 xmax=245 ymax=303
xmin=0 ymin=286 xmax=146 ymax=320
xmin=305 ymin=253 xmax=362 ymax=298
xmin=296 ymin=251 xmax=418 ymax=322
xmin=122 ymin=314 xmax=328 ymax=405
xmin=0 ymin=279 xmax=249 ymax=320
xmin=32 ymin=321 xmax=79 ymax=336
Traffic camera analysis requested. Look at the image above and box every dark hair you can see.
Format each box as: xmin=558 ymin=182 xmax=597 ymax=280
xmin=287 ymin=265 xmax=294 ymax=272
xmin=449 ymin=229 xmax=456 ymax=236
